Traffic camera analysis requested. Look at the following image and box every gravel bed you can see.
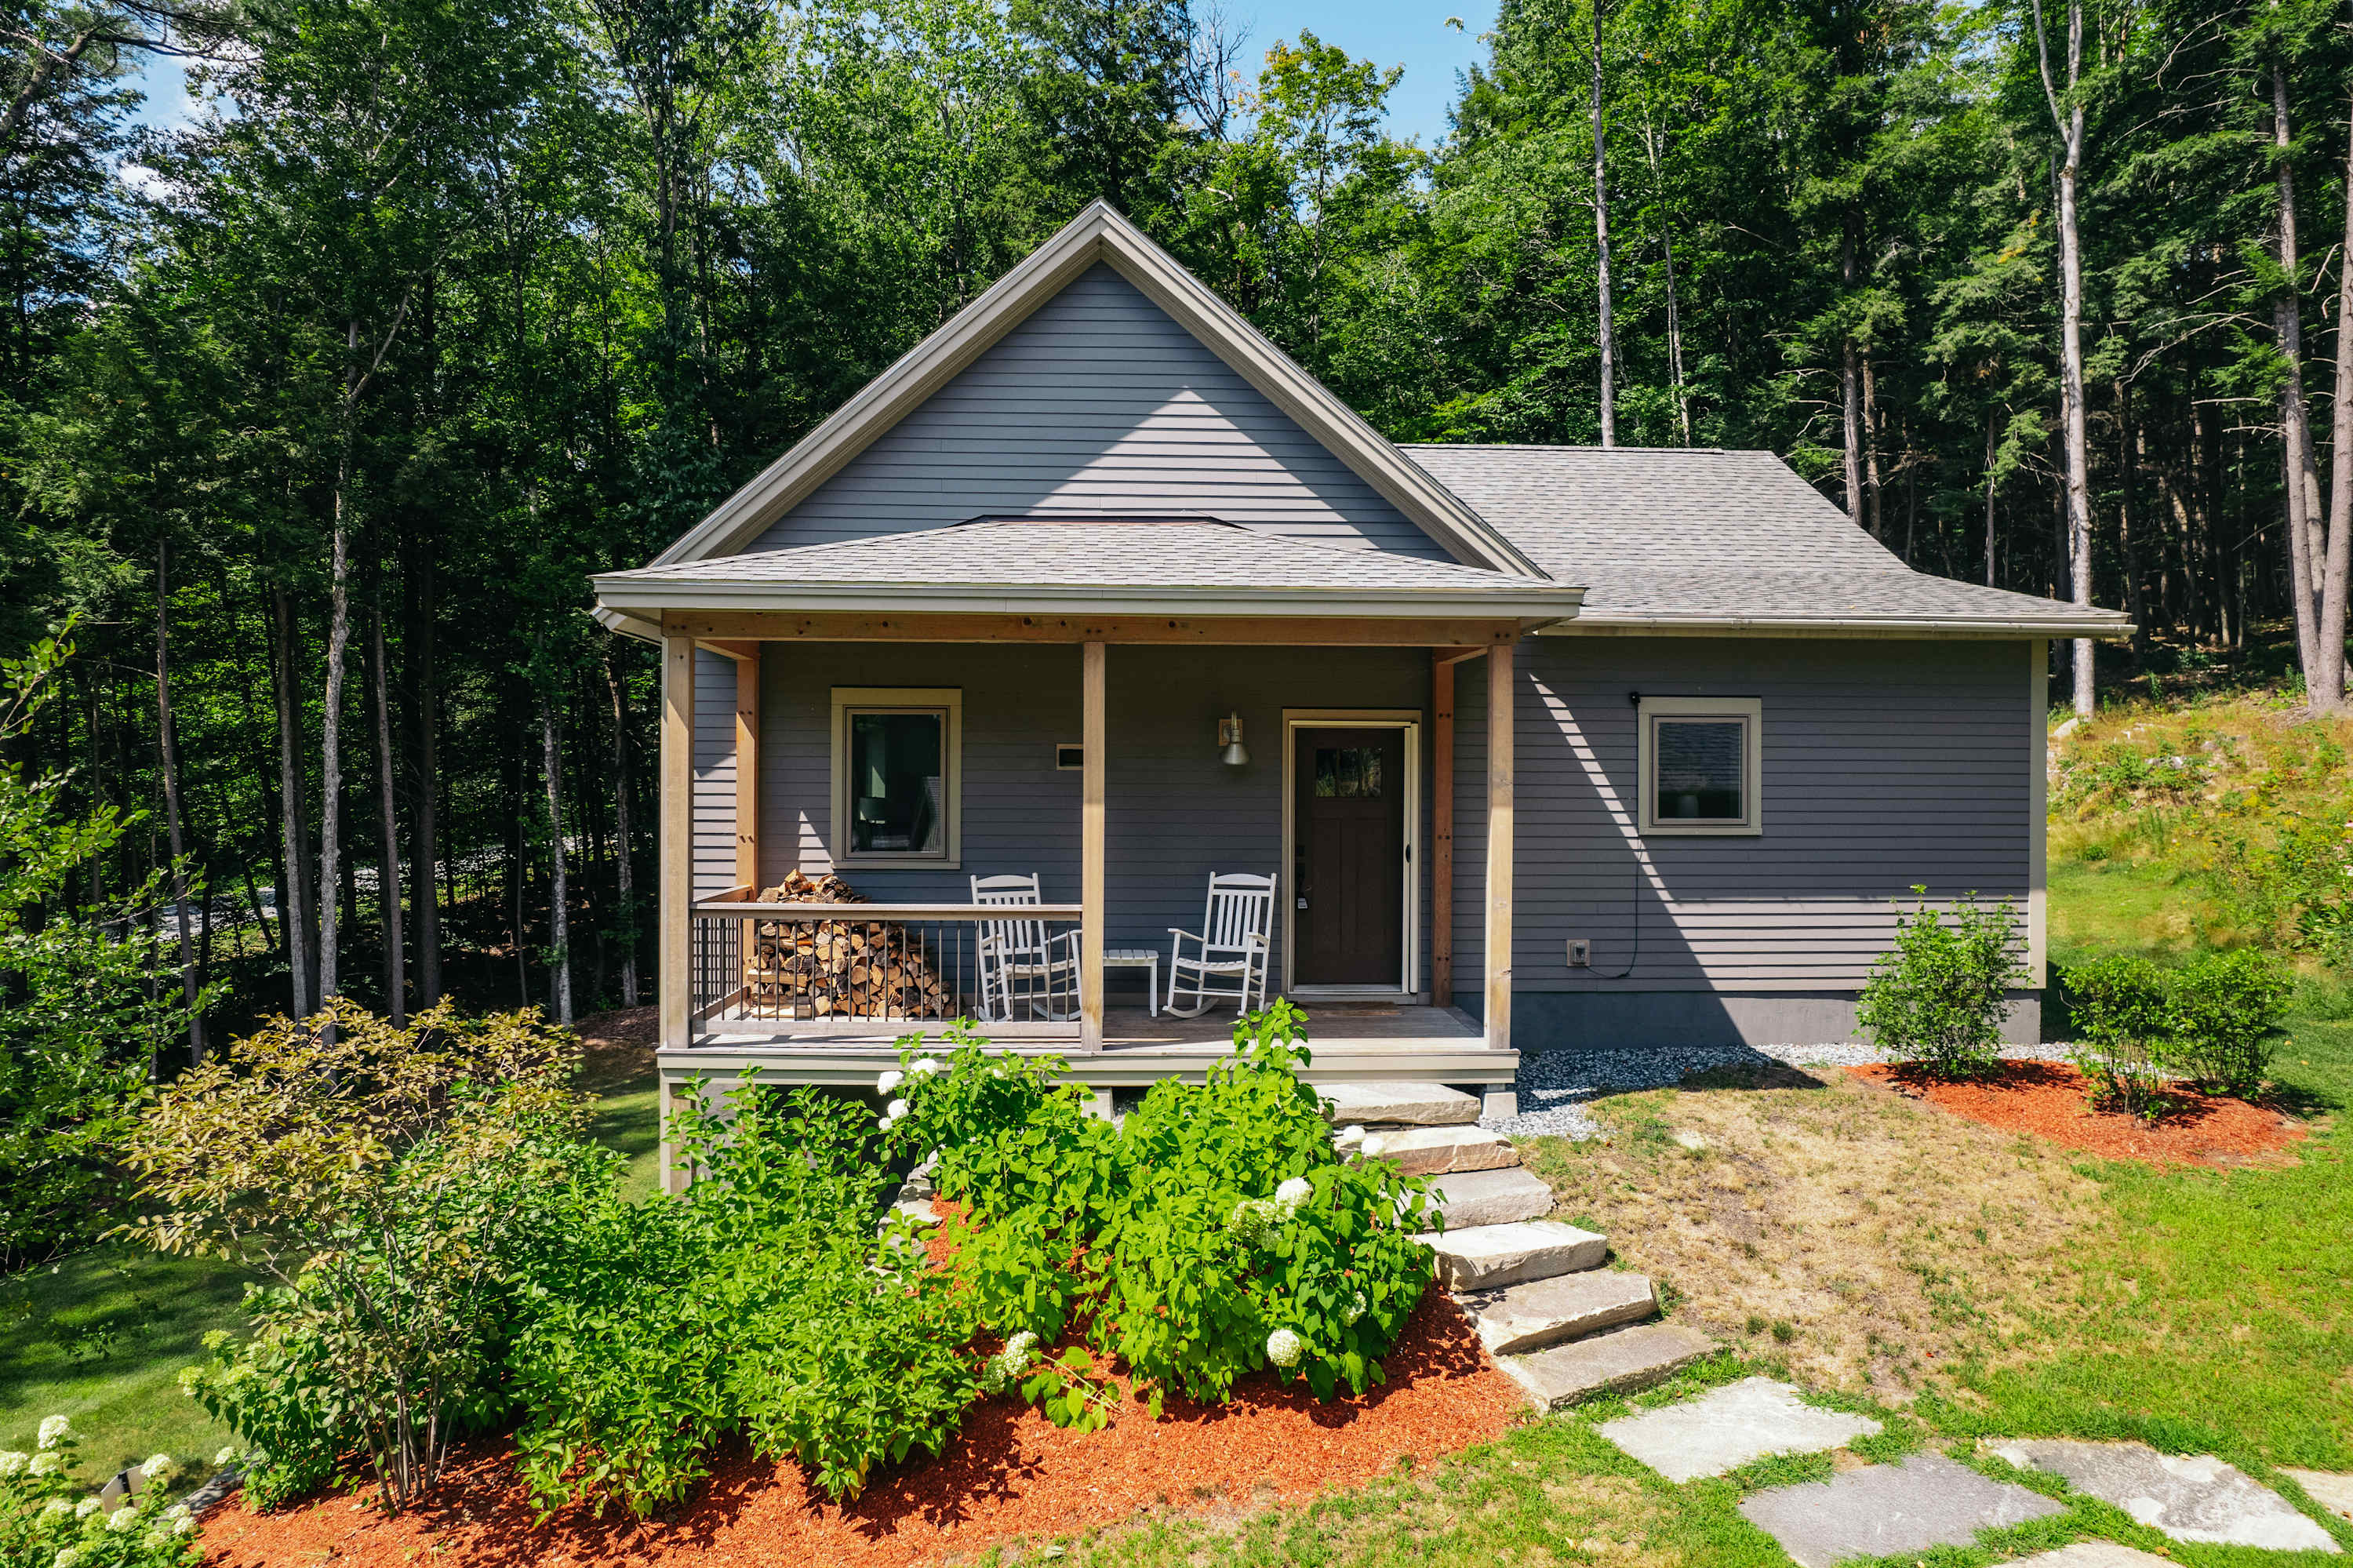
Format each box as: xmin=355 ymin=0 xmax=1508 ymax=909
xmin=1482 ymin=1041 xmax=2070 ymax=1140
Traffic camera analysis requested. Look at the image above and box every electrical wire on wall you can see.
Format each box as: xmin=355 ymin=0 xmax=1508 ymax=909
xmin=1595 ymin=689 xmax=1645 ymax=979
xmin=1526 ymin=675 xmax=1664 ymax=983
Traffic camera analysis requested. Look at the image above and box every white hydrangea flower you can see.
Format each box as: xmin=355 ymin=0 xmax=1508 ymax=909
xmin=41 ymin=1497 xmax=72 ymax=1516
xmin=1344 ymin=1290 xmax=1367 ymax=1326
xmin=909 ymin=1057 xmax=940 ymax=1076
xmin=162 ymin=1504 xmax=189 ymax=1521
xmin=1274 ymin=1177 xmax=1312 ymax=1210
xmin=141 ymin=1453 xmax=176 ymax=1483
xmin=876 ymin=1069 xmax=904 ymax=1094
xmin=1266 ymin=1328 xmax=1304 ymax=1369
xmin=53 ymin=1549 xmax=79 ymax=1568
xmin=35 ymin=1416 xmax=70 ymax=1450
xmin=28 ymin=1453 xmax=61 ymax=1477
xmin=0 ymin=1451 xmax=27 ymax=1476
xmin=173 ymin=1515 xmax=198 ymax=1536
xmin=885 ymin=1097 xmax=909 ymax=1121
xmin=74 ymin=1497 xmax=101 ymax=1518
xmin=213 ymin=1446 xmax=238 ymax=1469
xmin=1225 ymin=1197 xmax=1278 ymax=1246
xmin=107 ymin=1505 xmax=139 ymax=1531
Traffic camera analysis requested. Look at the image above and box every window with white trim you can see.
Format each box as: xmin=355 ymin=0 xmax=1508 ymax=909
xmin=1637 ymin=696 xmax=1762 ymax=835
xmin=831 ymin=688 xmax=962 ymax=867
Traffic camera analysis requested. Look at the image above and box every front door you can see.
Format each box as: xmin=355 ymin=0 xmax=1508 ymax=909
xmin=1293 ymin=727 xmax=1406 ymax=986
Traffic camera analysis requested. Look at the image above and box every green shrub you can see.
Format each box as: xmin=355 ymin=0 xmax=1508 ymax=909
xmin=2061 ymin=951 xmax=2289 ymax=1109
xmin=2168 ymin=950 xmax=2290 ymax=1095
xmin=886 ymin=1004 xmax=1435 ymax=1421
xmin=510 ymin=1079 xmax=976 ymax=1518
xmin=2061 ymin=955 xmax=2177 ymax=1117
xmin=1856 ymin=890 xmax=2028 ymax=1078
xmin=0 ymin=1417 xmax=200 ymax=1568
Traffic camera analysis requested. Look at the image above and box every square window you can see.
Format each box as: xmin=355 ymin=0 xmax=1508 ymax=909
xmin=831 ymin=689 xmax=962 ymax=866
xmin=1638 ymin=697 xmax=1761 ymax=835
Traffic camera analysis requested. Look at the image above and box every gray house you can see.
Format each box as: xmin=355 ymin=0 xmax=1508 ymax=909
xmin=591 ymin=202 xmax=2128 ymax=1126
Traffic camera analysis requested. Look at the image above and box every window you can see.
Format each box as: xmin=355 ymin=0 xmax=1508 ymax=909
xmin=1312 ymin=746 xmax=1387 ymax=799
xmin=1637 ymin=696 xmax=1762 ymax=835
xmin=831 ymin=689 xmax=962 ymax=866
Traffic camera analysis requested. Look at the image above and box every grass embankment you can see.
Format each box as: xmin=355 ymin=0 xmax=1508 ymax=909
xmin=0 ymin=1009 xmax=666 ymax=1476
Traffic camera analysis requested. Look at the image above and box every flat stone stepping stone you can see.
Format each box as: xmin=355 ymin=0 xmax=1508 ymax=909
xmin=1991 ymin=1440 xmax=2341 ymax=1552
xmin=1464 ymin=1270 xmax=1657 ymax=1355
xmin=1740 ymin=1452 xmax=2064 ymax=1567
xmin=1496 ymin=1322 xmax=1715 ymax=1410
xmin=1997 ymin=1545 xmax=2179 ymax=1568
xmin=2285 ymin=1468 xmax=2353 ymax=1522
xmin=1320 ymin=1081 xmax=1481 ymax=1126
xmin=1425 ymin=1166 xmax=1553 ymax=1228
xmin=1361 ymin=1125 xmax=1518 ymax=1175
xmin=1598 ymin=1376 xmax=1881 ymax=1483
xmin=1420 ymin=1220 xmax=1606 ymax=1290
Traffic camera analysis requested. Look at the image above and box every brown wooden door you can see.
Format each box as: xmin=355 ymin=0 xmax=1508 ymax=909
xmin=1293 ymin=727 xmax=1406 ymax=986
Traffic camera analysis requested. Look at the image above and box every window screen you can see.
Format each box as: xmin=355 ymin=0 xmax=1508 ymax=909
xmin=1651 ymin=718 xmax=1746 ymax=822
xmin=847 ymin=711 xmax=946 ymax=854
xmin=1313 ymin=746 xmax=1387 ymax=799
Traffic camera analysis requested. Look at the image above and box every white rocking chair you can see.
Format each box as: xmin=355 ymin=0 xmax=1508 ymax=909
xmin=1164 ymin=871 xmax=1277 ymax=1018
xmin=973 ymin=873 xmax=1081 ymax=1023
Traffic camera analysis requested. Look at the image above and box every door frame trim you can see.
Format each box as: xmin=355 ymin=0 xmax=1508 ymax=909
xmin=1280 ymin=709 xmax=1422 ymax=997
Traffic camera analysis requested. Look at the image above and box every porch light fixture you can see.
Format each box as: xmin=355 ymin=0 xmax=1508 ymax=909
xmin=1218 ymin=713 xmax=1249 ymax=766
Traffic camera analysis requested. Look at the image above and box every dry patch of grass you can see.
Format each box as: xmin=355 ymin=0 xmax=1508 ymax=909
xmin=1517 ymin=1065 xmax=2107 ymax=1398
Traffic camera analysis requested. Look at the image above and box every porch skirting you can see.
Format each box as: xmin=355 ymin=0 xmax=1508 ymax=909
xmin=1453 ymin=990 xmax=2047 ymax=1050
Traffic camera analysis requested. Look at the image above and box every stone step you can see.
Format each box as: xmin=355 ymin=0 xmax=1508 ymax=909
xmin=1319 ymin=1081 xmax=1481 ymax=1127
xmin=1419 ymin=1220 xmax=1608 ymax=1291
xmin=1424 ymin=1166 xmax=1554 ymax=1228
xmin=1359 ymin=1126 xmax=1519 ymax=1176
xmin=1496 ymin=1322 xmax=1717 ymax=1412
xmin=1462 ymin=1270 xmax=1659 ymax=1356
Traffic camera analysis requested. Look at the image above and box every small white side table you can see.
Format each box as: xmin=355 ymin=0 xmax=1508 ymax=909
xmin=1104 ymin=949 xmax=1161 ymax=1017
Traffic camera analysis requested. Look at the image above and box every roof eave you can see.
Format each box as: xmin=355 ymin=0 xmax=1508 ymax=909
xmin=646 ymin=202 xmax=1545 ymax=580
xmin=592 ymin=577 xmax=1585 ymax=622
xmin=1540 ymin=612 xmax=2137 ymax=640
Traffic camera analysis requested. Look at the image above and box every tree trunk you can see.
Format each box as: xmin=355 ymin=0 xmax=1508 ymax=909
xmin=1840 ymin=228 xmax=1865 ymax=529
xmin=271 ymin=586 xmax=316 ymax=1017
xmin=541 ymin=694 xmax=573 ymax=1025
xmin=317 ymin=325 xmax=359 ymax=1011
xmin=1985 ymin=411 xmax=2000 ymax=586
xmin=604 ymin=645 xmax=638 ymax=1006
xmin=2272 ymin=60 xmax=2329 ymax=704
xmin=370 ymin=593 xmax=406 ymax=1024
xmin=1863 ymin=355 xmax=1885 ymax=539
xmin=409 ymin=540 xmax=442 ymax=1007
xmin=2318 ymin=70 xmax=2353 ymax=708
xmin=2116 ymin=380 xmax=2148 ymax=662
xmin=1591 ymin=0 xmax=1616 ymax=448
xmin=2033 ymin=0 xmax=2094 ymax=715
xmin=152 ymin=539 xmax=203 ymax=1064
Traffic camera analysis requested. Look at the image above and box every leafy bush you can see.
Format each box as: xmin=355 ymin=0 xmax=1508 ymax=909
xmin=1856 ymin=890 xmax=2028 ymax=1078
xmin=0 ymin=1417 xmax=199 ymax=1568
xmin=509 ymin=1079 xmax=976 ymax=1519
xmin=2061 ymin=951 xmax=2289 ymax=1111
xmin=125 ymin=1000 xmax=598 ymax=1512
xmin=886 ymin=1004 xmax=1435 ymax=1422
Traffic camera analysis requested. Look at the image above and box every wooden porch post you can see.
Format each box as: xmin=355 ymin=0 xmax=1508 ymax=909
xmin=1483 ymin=639 xmax=1515 ymax=1053
xmin=1081 ymin=641 xmax=1106 ymax=1051
xmin=660 ymin=635 xmax=695 ymax=1051
xmin=734 ymin=651 xmax=760 ymax=890
xmin=1431 ymin=653 xmax=1454 ymax=1004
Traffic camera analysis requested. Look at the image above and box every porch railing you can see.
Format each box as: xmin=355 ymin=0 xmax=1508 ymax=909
xmin=688 ymin=896 xmax=1083 ymax=1043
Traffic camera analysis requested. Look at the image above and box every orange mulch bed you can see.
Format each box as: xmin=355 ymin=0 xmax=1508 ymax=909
xmin=1849 ymin=1060 xmax=2310 ymax=1168
xmin=198 ymin=1292 xmax=1522 ymax=1568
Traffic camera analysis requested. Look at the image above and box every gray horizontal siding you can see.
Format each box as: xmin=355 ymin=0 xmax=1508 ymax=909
xmin=692 ymin=649 xmax=739 ymax=899
xmin=1449 ymin=638 xmax=2032 ymax=996
xmin=758 ymin=642 xmax=1434 ymax=990
xmin=747 ymin=264 xmax=1447 ymax=558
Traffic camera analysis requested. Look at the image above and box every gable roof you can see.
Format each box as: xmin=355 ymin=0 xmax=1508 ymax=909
xmin=1401 ymin=445 xmax=2133 ymax=638
xmin=651 ymin=202 xmax=1543 ymax=578
xmin=595 ymin=520 xmax=1584 ymax=620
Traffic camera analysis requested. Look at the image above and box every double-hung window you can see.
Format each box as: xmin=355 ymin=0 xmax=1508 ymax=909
xmin=1637 ymin=696 xmax=1762 ymax=836
xmin=831 ymin=688 xmax=962 ymax=867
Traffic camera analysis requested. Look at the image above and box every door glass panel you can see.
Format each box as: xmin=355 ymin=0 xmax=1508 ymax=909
xmin=1653 ymin=719 xmax=1744 ymax=820
xmin=849 ymin=711 xmax=946 ymax=853
xmin=1313 ymin=747 xmax=1385 ymax=799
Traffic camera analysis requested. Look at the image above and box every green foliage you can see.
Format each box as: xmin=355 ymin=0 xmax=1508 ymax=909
xmin=124 ymin=1002 xmax=596 ymax=1512
xmin=2062 ymin=951 xmax=2291 ymax=1111
xmin=0 ymin=1417 xmax=200 ymax=1568
xmin=886 ymin=1003 xmax=1435 ymax=1424
xmin=1856 ymin=889 xmax=2028 ymax=1079
xmin=509 ymin=1077 xmax=976 ymax=1519
xmin=0 ymin=631 xmax=214 ymax=1271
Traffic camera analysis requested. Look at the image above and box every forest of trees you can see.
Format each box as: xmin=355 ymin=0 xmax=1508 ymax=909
xmin=4 ymin=0 xmax=2351 ymax=1047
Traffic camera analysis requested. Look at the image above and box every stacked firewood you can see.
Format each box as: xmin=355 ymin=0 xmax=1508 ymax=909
xmin=744 ymin=870 xmax=951 ymax=1018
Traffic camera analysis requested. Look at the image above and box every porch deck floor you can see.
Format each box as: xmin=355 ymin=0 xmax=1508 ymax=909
xmin=686 ymin=1001 xmax=1482 ymax=1053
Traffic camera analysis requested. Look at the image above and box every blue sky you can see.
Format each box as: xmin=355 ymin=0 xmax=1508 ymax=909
xmin=126 ymin=0 xmax=1497 ymax=148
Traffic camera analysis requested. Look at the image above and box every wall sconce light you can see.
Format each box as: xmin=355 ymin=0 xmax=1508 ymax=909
xmin=1218 ymin=713 xmax=1249 ymax=766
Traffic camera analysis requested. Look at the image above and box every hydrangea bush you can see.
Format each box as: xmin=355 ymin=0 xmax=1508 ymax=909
xmin=0 ymin=1417 xmax=199 ymax=1568
xmin=883 ymin=1003 xmax=1435 ymax=1424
